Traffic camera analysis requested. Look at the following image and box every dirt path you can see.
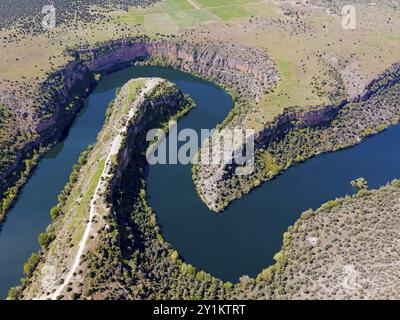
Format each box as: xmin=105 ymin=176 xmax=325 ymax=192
xmin=187 ymin=0 xmax=200 ymax=10
xmin=49 ymin=78 xmax=161 ymax=300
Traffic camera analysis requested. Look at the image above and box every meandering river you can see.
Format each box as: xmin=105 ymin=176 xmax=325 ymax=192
xmin=1 ymin=66 xmax=400 ymax=298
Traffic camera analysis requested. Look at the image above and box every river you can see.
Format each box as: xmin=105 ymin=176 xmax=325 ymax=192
xmin=1 ymin=65 xmax=399 ymax=297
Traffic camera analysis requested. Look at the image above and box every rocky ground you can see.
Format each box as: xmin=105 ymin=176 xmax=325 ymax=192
xmin=245 ymin=180 xmax=400 ymax=300
xmin=2 ymin=0 xmax=400 ymax=300
xmin=15 ymin=78 xmax=193 ymax=300
xmin=194 ymin=63 xmax=400 ymax=212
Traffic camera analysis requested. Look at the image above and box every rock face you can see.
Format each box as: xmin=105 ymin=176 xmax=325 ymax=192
xmin=18 ymin=78 xmax=191 ymax=300
xmin=0 ymin=62 xmax=93 ymax=190
xmin=81 ymin=39 xmax=278 ymax=109
xmin=0 ymin=37 xmax=279 ymax=211
xmin=110 ymin=80 xmax=188 ymax=192
xmin=35 ymin=62 xmax=89 ymax=133
xmin=194 ymin=63 xmax=400 ymax=212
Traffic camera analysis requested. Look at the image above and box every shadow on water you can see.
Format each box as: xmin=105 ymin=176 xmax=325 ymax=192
xmin=148 ymin=125 xmax=400 ymax=282
xmin=0 ymin=66 xmax=228 ymax=298
xmin=44 ymin=142 xmax=65 ymax=159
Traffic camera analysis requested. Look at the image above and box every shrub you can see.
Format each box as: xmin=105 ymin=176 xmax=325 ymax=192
xmin=351 ymin=177 xmax=368 ymax=190
xmin=38 ymin=232 xmax=51 ymax=249
xmin=170 ymin=250 xmax=179 ymax=262
xmin=50 ymin=206 xmax=61 ymax=220
xmin=23 ymin=253 xmax=40 ymax=277
xmin=7 ymin=286 xmax=21 ymax=300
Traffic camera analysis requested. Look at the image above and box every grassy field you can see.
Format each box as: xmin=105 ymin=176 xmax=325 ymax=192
xmin=0 ymin=0 xmax=399 ymax=134
xmin=85 ymin=1 xmax=400 ymax=127
xmin=114 ymin=0 xmax=268 ymax=32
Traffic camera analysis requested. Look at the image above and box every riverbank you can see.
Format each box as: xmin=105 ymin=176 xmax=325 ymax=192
xmin=0 ymin=72 xmax=100 ymax=223
xmin=242 ymin=179 xmax=400 ymax=299
xmin=194 ymin=63 xmax=400 ymax=212
xmin=0 ymin=37 xmax=278 ymax=223
xmin=13 ymin=77 xmax=194 ymax=299
xmin=8 ymin=66 xmax=400 ymax=300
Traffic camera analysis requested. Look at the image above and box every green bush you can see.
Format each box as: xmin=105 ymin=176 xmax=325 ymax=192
xmin=38 ymin=232 xmax=51 ymax=249
xmin=50 ymin=206 xmax=61 ymax=220
xmin=23 ymin=253 xmax=40 ymax=277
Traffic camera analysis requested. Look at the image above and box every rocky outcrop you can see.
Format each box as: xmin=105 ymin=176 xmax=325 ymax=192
xmin=0 ymin=37 xmax=278 ymax=216
xmin=81 ymin=39 xmax=278 ymax=100
xmin=195 ymin=63 xmax=400 ymax=212
xmin=17 ymin=78 xmax=192 ymax=300
xmin=110 ymin=80 xmax=188 ymax=192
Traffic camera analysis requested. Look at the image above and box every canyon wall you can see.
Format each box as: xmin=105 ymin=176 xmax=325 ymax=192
xmin=2 ymin=36 xmax=399 ymax=217
xmin=0 ymin=37 xmax=279 ymax=209
xmin=195 ymin=63 xmax=400 ymax=212
xmin=18 ymin=78 xmax=190 ymax=300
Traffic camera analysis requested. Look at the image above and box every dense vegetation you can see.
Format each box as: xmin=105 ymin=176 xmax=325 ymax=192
xmin=0 ymin=0 xmax=160 ymax=31
xmin=195 ymin=65 xmax=400 ymax=211
xmin=250 ymin=179 xmax=400 ymax=299
xmin=0 ymin=149 xmax=40 ymax=222
xmin=0 ymin=67 xmax=99 ymax=222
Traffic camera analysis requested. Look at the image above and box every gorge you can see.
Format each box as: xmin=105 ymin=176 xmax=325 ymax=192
xmin=0 ymin=64 xmax=400 ymax=299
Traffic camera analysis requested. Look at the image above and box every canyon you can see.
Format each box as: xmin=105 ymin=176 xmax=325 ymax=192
xmin=3 ymin=37 xmax=400 ymax=218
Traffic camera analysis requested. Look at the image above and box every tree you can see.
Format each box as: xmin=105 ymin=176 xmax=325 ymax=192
xmin=50 ymin=206 xmax=61 ymax=220
xmin=38 ymin=232 xmax=50 ymax=249
xmin=23 ymin=253 xmax=39 ymax=277
xmin=170 ymin=250 xmax=179 ymax=262
xmin=7 ymin=286 xmax=21 ymax=300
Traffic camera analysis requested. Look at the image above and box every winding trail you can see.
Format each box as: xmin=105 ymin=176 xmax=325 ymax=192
xmin=187 ymin=0 xmax=200 ymax=10
xmin=8 ymin=65 xmax=400 ymax=298
xmin=49 ymin=78 xmax=161 ymax=300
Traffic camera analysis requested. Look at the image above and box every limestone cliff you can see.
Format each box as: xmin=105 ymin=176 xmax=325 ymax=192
xmin=194 ymin=63 xmax=400 ymax=212
xmin=17 ymin=78 xmax=191 ymax=300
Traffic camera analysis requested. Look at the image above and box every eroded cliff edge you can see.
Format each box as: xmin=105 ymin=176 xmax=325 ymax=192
xmin=1 ymin=36 xmax=399 ymax=219
xmin=194 ymin=63 xmax=400 ymax=212
xmin=0 ymin=37 xmax=278 ymax=220
xmin=14 ymin=78 xmax=199 ymax=299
